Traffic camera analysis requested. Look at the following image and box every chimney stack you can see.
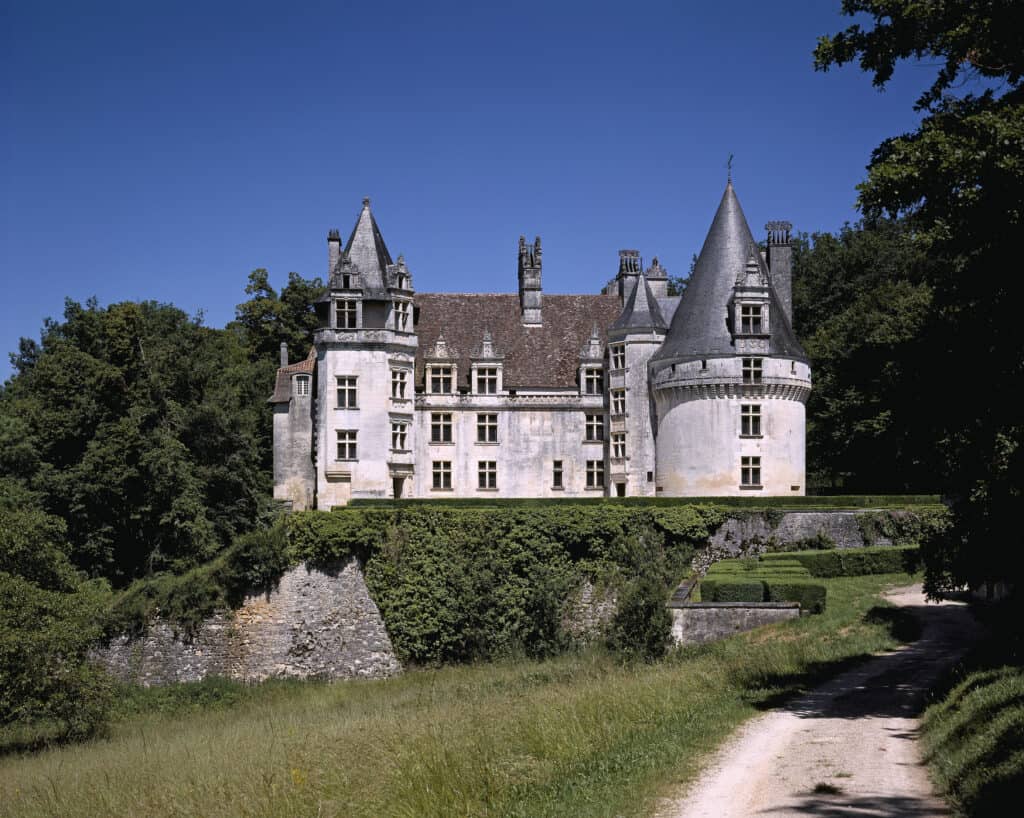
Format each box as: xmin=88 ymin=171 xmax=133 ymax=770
xmin=280 ymin=341 xmax=288 ymax=368
xmin=765 ymin=221 xmax=793 ymax=327
xmin=518 ymin=235 xmax=543 ymax=325
xmin=327 ymin=229 xmax=342 ymax=274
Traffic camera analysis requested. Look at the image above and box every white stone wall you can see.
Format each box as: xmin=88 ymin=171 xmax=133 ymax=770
xmin=654 ymin=357 xmax=810 ymax=496
xmin=610 ymin=332 xmax=662 ymax=496
xmin=412 ymin=393 xmax=609 ymax=498
xmin=272 ymin=383 xmax=315 ymax=510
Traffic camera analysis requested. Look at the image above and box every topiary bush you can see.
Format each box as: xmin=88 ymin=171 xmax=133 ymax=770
xmin=765 ymin=580 xmax=827 ymax=613
xmin=762 ymin=545 xmax=920 ymax=577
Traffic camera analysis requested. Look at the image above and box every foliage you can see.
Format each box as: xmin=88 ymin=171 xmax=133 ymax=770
xmin=857 ymin=508 xmax=951 ymax=547
xmin=815 ymin=1 xmax=1024 ymax=592
xmin=764 ymin=582 xmax=827 ymax=614
xmin=762 ymin=545 xmax=921 ymax=577
xmin=350 ymin=495 xmax=942 ymax=509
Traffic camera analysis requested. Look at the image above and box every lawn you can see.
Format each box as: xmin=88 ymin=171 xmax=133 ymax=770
xmin=0 ymin=573 xmax=918 ymax=818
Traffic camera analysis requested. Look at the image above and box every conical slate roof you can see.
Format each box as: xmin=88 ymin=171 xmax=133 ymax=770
xmin=610 ymin=271 xmax=667 ymax=333
xmin=652 ymin=181 xmax=807 ymax=365
xmin=341 ymin=198 xmax=393 ymax=296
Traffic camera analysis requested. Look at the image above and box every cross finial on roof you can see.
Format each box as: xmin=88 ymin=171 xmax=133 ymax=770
xmin=362 ymin=197 xmax=371 ymax=208
xmin=727 ymin=154 xmax=733 ymax=182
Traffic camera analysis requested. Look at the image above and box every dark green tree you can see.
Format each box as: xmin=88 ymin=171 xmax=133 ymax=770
xmin=816 ymin=1 xmax=1024 ymax=592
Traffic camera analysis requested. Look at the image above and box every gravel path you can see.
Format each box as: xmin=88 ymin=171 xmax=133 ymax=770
xmin=658 ymin=585 xmax=981 ymax=818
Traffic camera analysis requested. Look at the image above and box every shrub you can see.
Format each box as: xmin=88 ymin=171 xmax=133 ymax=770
xmin=604 ymin=569 xmax=673 ymax=661
xmin=765 ymin=580 xmax=827 ymax=613
xmin=700 ymin=579 xmax=765 ymax=602
xmin=763 ymin=545 xmax=920 ymax=577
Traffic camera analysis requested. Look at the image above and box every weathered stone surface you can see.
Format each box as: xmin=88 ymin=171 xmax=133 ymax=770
xmin=562 ymin=580 xmax=617 ymax=641
xmin=670 ymin=602 xmax=800 ymax=646
xmin=709 ymin=510 xmax=881 ymax=553
xmin=94 ymin=559 xmax=400 ymax=686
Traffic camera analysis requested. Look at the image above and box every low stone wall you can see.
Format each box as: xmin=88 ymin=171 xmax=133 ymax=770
xmin=669 ymin=601 xmax=800 ymax=646
xmin=709 ymin=510 xmax=887 ymax=553
xmin=94 ymin=559 xmax=400 ymax=686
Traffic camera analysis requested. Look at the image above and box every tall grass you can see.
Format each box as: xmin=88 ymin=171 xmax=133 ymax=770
xmin=0 ymin=574 xmax=916 ymax=818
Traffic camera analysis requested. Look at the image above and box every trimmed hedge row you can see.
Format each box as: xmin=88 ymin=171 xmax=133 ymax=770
xmin=349 ymin=495 xmax=942 ymax=510
xmin=761 ymin=545 xmax=921 ymax=577
xmin=698 ymin=578 xmax=827 ymax=613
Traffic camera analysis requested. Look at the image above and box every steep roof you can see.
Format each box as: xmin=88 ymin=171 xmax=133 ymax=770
xmin=610 ymin=272 xmax=667 ymax=333
xmin=268 ymin=347 xmax=316 ymax=403
xmin=652 ymin=181 xmax=807 ymax=365
xmin=414 ymin=293 xmax=622 ymax=389
xmin=332 ymin=198 xmax=393 ymax=296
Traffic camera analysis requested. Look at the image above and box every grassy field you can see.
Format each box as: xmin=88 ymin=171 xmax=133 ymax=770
xmin=0 ymin=573 xmax=918 ymax=818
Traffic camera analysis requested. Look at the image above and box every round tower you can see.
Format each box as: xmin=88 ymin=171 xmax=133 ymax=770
xmin=649 ymin=182 xmax=811 ymax=496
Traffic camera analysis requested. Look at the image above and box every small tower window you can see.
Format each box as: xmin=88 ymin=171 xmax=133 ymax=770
xmin=341 ymin=274 xmax=352 ymax=289
xmin=584 ymin=367 xmax=603 ymax=395
xmin=610 ymin=344 xmax=626 ymax=370
xmin=741 ymin=456 xmax=762 ymax=487
xmin=742 ymin=358 xmax=763 ymax=385
xmin=611 ymin=388 xmax=626 ymax=416
xmin=740 ymin=304 xmax=764 ymax=334
xmin=295 ymin=375 xmax=310 ymax=396
xmin=394 ymin=301 xmax=410 ymax=330
xmin=336 ymin=376 xmax=358 ymax=409
xmin=741 ymin=404 xmax=762 ymax=436
xmin=337 ymin=300 xmax=358 ymax=329
xmin=612 ymin=432 xmax=627 ymax=459
xmin=391 ymin=369 xmax=408 ymax=399
xmin=552 ymin=460 xmax=563 ymax=489
xmin=391 ymin=422 xmax=408 ymax=451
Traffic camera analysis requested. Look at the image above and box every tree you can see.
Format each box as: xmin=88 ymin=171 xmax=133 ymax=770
xmin=815 ymin=1 xmax=1024 ymax=593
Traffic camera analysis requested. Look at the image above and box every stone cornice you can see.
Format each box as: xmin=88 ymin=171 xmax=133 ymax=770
xmin=653 ymin=375 xmax=811 ymax=404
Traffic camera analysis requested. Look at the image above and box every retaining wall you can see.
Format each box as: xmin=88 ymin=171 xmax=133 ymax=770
xmin=669 ymin=601 xmax=801 ymax=645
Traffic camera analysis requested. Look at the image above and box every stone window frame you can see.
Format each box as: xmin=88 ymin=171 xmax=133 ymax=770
xmin=611 ymin=431 xmax=627 ymax=460
xmin=739 ymin=303 xmax=765 ymax=335
xmin=476 ymin=413 xmax=498 ymax=443
xmin=336 ymin=375 xmax=358 ymax=409
xmin=583 ymin=366 xmax=604 ymax=395
xmin=552 ymin=460 xmax=564 ymax=490
xmin=393 ymin=300 xmax=411 ymax=331
xmin=741 ymin=455 xmax=762 ymax=488
xmin=430 ymin=412 xmax=453 ymax=444
xmin=584 ymin=413 xmax=605 ymax=442
xmin=610 ymin=343 xmax=626 ymax=371
xmin=585 ymin=459 xmax=605 ymax=489
xmin=337 ymin=299 xmax=358 ymax=330
xmin=432 ymin=460 xmax=452 ymax=490
xmin=294 ymin=375 xmax=311 ymax=397
xmin=742 ymin=357 xmax=763 ymax=385
xmin=740 ymin=404 xmax=762 ymax=437
xmin=391 ymin=368 xmax=409 ymax=399
xmin=336 ymin=429 xmax=358 ymax=461
xmin=475 ymin=366 xmax=499 ymax=394
xmin=477 ymin=460 xmax=497 ymax=490
xmin=611 ymin=387 xmax=626 ymax=417
xmin=391 ymin=421 xmax=408 ymax=452
xmin=429 ymin=365 xmax=455 ymax=394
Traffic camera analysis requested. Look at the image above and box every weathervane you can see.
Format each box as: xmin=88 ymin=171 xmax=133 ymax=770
xmin=727 ymin=153 xmax=734 ymax=182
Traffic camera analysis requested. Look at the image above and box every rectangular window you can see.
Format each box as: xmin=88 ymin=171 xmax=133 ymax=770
xmin=432 ymin=461 xmax=452 ymax=490
xmin=430 ymin=412 xmax=453 ymax=443
xmin=430 ymin=366 xmax=453 ymax=394
xmin=478 ymin=460 xmax=497 ymax=489
xmin=740 ymin=304 xmax=763 ymax=334
xmin=391 ymin=422 xmax=408 ymax=451
xmin=476 ymin=413 xmax=498 ymax=443
xmin=742 ymin=357 xmax=763 ymax=385
xmin=610 ymin=344 xmax=626 ymax=370
xmin=336 ymin=430 xmax=357 ymax=461
xmin=741 ymin=404 xmax=761 ymax=436
xmin=584 ymin=367 xmax=603 ymax=395
xmin=295 ymin=375 xmax=310 ymax=396
xmin=394 ymin=301 xmax=410 ymax=331
xmin=585 ymin=413 xmax=604 ymax=442
xmin=612 ymin=432 xmax=626 ymax=459
xmin=336 ymin=376 xmax=357 ymax=408
xmin=741 ymin=456 xmax=762 ymax=487
xmin=611 ymin=388 xmax=626 ymax=416
xmin=586 ymin=460 xmax=605 ymax=488
xmin=476 ymin=367 xmax=498 ymax=394
xmin=552 ymin=460 xmax=563 ymax=489
xmin=391 ymin=369 xmax=408 ymax=399
xmin=338 ymin=300 xmax=358 ymax=329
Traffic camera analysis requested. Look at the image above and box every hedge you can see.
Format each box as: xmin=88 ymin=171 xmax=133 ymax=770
xmin=349 ymin=495 xmax=942 ymax=510
xmin=765 ymin=581 xmax=827 ymax=614
xmin=699 ymin=579 xmax=765 ymax=603
xmin=761 ymin=545 xmax=921 ymax=577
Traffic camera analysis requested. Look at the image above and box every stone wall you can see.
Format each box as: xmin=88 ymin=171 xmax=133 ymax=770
xmin=94 ymin=559 xmax=400 ymax=686
xmin=709 ymin=510 xmax=886 ymax=553
xmin=669 ymin=602 xmax=800 ymax=646
xmin=562 ymin=579 xmax=617 ymax=641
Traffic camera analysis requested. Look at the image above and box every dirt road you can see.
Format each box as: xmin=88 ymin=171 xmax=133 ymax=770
xmin=659 ymin=585 xmax=981 ymax=818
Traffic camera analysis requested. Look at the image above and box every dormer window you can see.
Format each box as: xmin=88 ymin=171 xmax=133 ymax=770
xmin=741 ymin=304 xmax=764 ymax=334
xmin=583 ymin=367 xmax=603 ymax=395
xmin=429 ymin=365 xmax=453 ymax=394
xmin=742 ymin=358 xmax=763 ymax=385
xmin=342 ymin=273 xmax=352 ymax=289
xmin=476 ymin=367 xmax=498 ymax=394
xmin=337 ymin=300 xmax=358 ymax=329
xmin=397 ymin=273 xmax=409 ymax=289
xmin=295 ymin=375 xmax=310 ymax=397
xmin=394 ymin=301 xmax=410 ymax=331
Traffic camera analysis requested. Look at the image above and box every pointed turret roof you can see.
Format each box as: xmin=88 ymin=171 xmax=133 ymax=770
xmin=336 ymin=197 xmax=393 ymax=296
xmin=611 ymin=271 xmax=667 ymax=333
xmin=652 ymin=181 xmax=807 ymax=365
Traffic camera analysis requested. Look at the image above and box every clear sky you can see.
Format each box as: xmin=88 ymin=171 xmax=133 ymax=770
xmin=1 ymin=1 xmax=932 ymax=380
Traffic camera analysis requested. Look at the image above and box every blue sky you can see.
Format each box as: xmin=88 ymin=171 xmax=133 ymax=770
xmin=2 ymin=1 xmax=932 ymax=379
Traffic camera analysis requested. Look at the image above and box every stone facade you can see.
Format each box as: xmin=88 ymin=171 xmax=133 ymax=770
xmin=94 ymin=559 xmax=400 ymax=685
xmin=271 ymin=182 xmax=810 ymax=506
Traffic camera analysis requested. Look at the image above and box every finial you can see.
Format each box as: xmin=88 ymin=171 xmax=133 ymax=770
xmin=362 ymin=196 xmax=371 ymax=208
xmin=727 ymin=153 xmax=734 ymax=183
